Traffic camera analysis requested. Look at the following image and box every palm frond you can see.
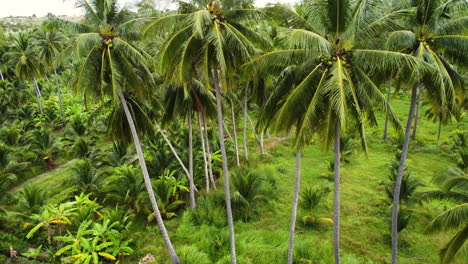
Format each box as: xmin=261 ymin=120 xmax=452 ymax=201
xmin=426 ymin=203 xmax=468 ymax=233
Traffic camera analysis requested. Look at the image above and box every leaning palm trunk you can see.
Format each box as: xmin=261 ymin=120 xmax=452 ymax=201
xmin=203 ymin=112 xmax=216 ymax=188
xmin=287 ymin=151 xmax=301 ymax=264
xmin=231 ymin=104 xmax=240 ymax=166
xmin=33 ymin=78 xmax=44 ymax=115
xmin=188 ymin=108 xmax=196 ymax=208
xmin=245 ymin=108 xmax=261 ymax=147
xmin=0 ymin=70 xmax=4 ymax=81
xmin=198 ymin=112 xmax=210 ymax=192
xmin=54 ymin=69 xmax=64 ymax=121
xmin=224 ymin=122 xmax=234 ymax=142
xmin=391 ymin=84 xmax=418 ymax=264
xmin=333 ymin=120 xmax=341 ymax=264
xmin=383 ymin=80 xmax=392 ymax=140
xmin=154 ymin=121 xmax=196 ymax=193
xmin=213 ymin=69 xmax=237 ymax=264
xmin=243 ymin=86 xmax=249 ymax=162
xmin=411 ymin=86 xmax=423 ymax=140
xmin=118 ymin=92 xmax=180 ymax=264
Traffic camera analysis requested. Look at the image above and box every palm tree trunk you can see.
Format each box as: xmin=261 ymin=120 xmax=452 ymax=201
xmin=437 ymin=117 xmax=442 ymax=146
xmin=411 ymin=86 xmax=423 ymax=140
xmin=54 ymin=69 xmax=64 ymax=122
xmin=198 ymin=112 xmax=210 ymax=192
xmin=154 ymin=121 xmax=196 ymax=192
xmin=203 ymin=112 xmax=216 ymax=188
xmin=224 ymin=122 xmax=234 ymax=142
xmin=243 ymin=86 xmax=249 ymax=162
xmin=188 ymin=108 xmax=196 ymax=209
xmin=266 ymin=130 xmax=271 ymax=139
xmin=260 ymin=131 xmax=265 ymax=154
xmin=231 ymin=104 xmax=240 ymax=166
xmin=383 ymin=80 xmax=392 ymax=140
xmin=0 ymin=70 xmax=4 ymax=81
xmin=391 ymin=84 xmax=418 ymax=264
xmin=118 ymin=92 xmax=180 ymax=264
xmin=246 ymin=110 xmax=261 ymax=147
xmin=213 ymin=69 xmax=237 ymax=264
xmin=33 ymin=78 xmax=43 ymax=115
xmin=287 ymin=151 xmax=301 ymax=264
xmin=333 ymin=119 xmax=341 ymax=264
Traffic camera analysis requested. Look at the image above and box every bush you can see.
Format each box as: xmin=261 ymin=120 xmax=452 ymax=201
xmin=188 ymin=197 xmax=226 ymax=227
xmin=178 ymin=246 xmax=211 ymax=264
xmin=231 ymin=167 xmax=278 ymax=221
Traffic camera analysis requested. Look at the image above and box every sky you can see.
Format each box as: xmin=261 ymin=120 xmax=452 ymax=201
xmin=0 ymin=0 xmax=300 ymax=18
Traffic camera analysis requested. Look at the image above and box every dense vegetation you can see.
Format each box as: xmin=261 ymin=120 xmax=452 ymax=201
xmin=0 ymin=0 xmax=466 ymax=264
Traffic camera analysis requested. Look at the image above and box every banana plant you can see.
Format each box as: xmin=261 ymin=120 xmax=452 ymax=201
xmin=54 ymin=220 xmax=115 ymax=264
xmin=26 ymin=202 xmax=77 ymax=244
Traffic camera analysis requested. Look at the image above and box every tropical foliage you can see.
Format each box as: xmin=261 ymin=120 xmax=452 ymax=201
xmin=0 ymin=0 xmax=466 ymax=264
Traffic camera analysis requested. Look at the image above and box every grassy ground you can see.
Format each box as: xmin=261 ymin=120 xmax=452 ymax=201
xmin=8 ymin=95 xmax=465 ymax=263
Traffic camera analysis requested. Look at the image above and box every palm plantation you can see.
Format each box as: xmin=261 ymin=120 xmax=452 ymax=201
xmin=0 ymin=0 xmax=466 ymax=264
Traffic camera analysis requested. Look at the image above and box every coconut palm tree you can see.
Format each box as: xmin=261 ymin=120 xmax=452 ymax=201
xmin=29 ymin=129 xmax=60 ymax=169
xmin=72 ymin=159 xmax=105 ymax=196
xmin=105 ymin=165 xmax=151 ymax=216
xmin=147 ymin=1 xmax=269 ymax=261
xmin=385 ymin=1 xmax=467 ymax=261
xmin=63 ymin=0 xmax=180 ymax=262
xmin=4 ymin=32 xmax=45 ymax=114
xmin=32 ymin=29 xmax=67 ymax=120
xmin=251 ymin=0 xmax=429 ymax=262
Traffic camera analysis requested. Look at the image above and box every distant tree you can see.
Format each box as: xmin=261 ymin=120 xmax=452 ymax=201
xmin=4 ymin=32 xmax=45 ymax=114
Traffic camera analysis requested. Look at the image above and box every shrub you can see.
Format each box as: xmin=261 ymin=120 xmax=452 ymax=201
xmin=188 ymin=197 xmax=226 ymax=227
xmin=178 ymin=246 xmax=211 ymax=264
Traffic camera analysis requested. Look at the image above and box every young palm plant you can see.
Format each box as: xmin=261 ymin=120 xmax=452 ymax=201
xmin=252 ymin=1 xmax=425 ymax=262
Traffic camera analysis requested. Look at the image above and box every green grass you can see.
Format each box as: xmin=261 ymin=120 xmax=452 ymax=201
xmin=8 ymin=96 xmax=465 ymax=263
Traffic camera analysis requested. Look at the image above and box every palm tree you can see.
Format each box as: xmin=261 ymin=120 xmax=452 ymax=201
xmin=65 ymin=0 xmax=180 ymax=262
xmin=147 ymin=1 xmax=269 ymax=261
xmin=105 ymin=165 xmax=150 ymax=216
xmin=252 ymin=1 xmax=428 ymax=262
xmin=72 ymin=159 xmax=104 ymax=196
xmin=4 ymin=32 xmax=45 ymax=114
xmin=385 ymin=1 xmax=467 ymax=261
xmin=32 ymin=29 xmax=67 ymax=121
xmin=29 ymin=129 xmax=60 ymax=169
xmin=18 ymin=184 xmax=49 ymax=214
